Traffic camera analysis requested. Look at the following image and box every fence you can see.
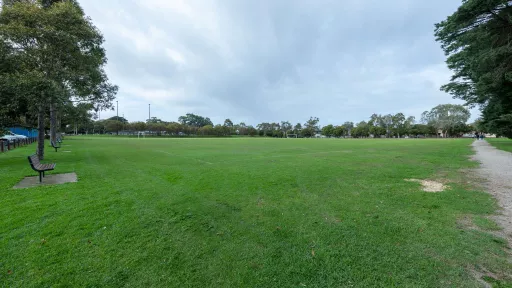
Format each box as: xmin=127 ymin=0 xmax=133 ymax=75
xmin=0 ymin=137 xmax=38 ymax=153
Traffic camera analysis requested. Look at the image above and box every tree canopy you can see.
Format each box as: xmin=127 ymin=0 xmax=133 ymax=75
xmin=0 ymin=0 xmax=117 ymax=158
xmin=178 ymin=113 xmax=213 ymax=127
xmin=435 ymin=0 xmax=512 ymax=137
xmin=421 ymin=104 xmax=471 ymax=137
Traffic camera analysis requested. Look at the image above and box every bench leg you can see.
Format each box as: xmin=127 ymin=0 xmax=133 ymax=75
xmin=39 ymin=172 xmax=42 ymax=183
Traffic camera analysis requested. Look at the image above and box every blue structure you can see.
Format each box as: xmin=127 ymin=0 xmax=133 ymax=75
xmin=7 ymin=127 xmax=38 ymax=137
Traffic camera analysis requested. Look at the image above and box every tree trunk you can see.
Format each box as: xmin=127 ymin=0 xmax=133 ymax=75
xmin=50 ymin=102 xmax=57 ymax=143
xmin=37 ymin=104 xmax=45 ymax=160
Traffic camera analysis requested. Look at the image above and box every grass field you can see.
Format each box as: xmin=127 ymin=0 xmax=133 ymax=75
xmin=487 ymin=138 xmax=512 ymax=153
xmin=1 ymin=137 xmax=511 ymax=287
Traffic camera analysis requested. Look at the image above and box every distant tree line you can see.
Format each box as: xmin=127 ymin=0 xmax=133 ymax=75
xmin=69 ymin=104 xmax=475 ymax=138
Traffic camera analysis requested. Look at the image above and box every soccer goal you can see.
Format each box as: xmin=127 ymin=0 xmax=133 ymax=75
xmin=138 ymin=132 xmax=146 ymax=139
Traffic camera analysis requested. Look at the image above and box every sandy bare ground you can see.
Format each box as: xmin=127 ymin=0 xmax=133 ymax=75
xmin=472 ymin=140 xmax=512 ymax=242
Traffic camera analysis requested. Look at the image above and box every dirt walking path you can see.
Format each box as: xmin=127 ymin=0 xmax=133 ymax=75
xmin=472 ymin=140 xmax=512 ymax=241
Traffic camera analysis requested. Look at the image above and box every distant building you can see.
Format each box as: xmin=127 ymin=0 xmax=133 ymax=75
xmin=7 ymin=126 xmax=38 ymax=137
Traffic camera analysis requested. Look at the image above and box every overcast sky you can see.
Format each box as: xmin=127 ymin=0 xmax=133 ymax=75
xmin=80 ymin=0 xmax=476 ymax=126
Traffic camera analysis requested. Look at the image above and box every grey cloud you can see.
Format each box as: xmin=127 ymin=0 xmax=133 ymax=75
xmin=81 ymin=0 xmax=474 ymax=126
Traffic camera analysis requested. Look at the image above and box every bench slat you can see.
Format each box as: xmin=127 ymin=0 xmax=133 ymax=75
xmin=28 ymin=154 xmax=55 ymax=172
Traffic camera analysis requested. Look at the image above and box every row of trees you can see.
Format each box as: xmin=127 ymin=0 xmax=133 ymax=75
xmin=435 ymin=0 xmax=512 ymax=138
xmin=321 ymin=104 xmax=473 ymax=138
xmin=0 ymin=0 xmax=117 ymax=159
xmin=77 ymin=104 xmax=473 ymax=138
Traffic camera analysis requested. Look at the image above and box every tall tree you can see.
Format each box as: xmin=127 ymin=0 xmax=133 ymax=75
xmin=342 ymin=121 xmax=354 ymax=137
xmin=421 ymin=104 xmax=471 ymax=137
xmin=280 ymin=121 xmax=292 ymax=137
xmin=303 ymin=117 xmax=320 ymax=137
xmin=0 ymin=1 xmax=117 ymax=158
xmin=435 ymin=1 xmax=512 ymax=137
xmin=293 ymin=123 xmax=302 ymax=135
xmin=391 ymin=113 xmax=405 ymax=138
xmin=178 ymin=113 xmax=213 ymax=127
xmin=238 ymin=122 xmax=247 ymax=135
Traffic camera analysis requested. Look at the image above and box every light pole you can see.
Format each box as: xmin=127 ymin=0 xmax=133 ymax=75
xmin=149 ymin=104 xmax=151 ymax=122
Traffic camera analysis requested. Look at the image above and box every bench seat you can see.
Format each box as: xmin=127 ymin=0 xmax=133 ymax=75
xmin=28 ymin=154 xmax=56 ymax=183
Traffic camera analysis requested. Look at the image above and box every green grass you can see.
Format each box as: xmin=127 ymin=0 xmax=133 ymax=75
xmin=473 ymin=216 xmax=502 ymax=231
xmin=487 ymin=138 xmax=512 ymax=153
xmin=1 ymin=137 xmax=511 ymax=287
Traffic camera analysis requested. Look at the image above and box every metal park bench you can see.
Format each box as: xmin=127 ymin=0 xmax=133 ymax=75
xmin=28 ymin=154 xmax=56 ymax=183
xmin=51 ymin=140 xmax=61 ymax=152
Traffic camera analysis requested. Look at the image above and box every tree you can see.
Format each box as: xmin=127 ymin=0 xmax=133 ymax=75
xmin=381 ymin=115 xmax=393 ymax=137
xmin=403 ymin=116 xmax=416 ymax=136
xmin=321 ymin=124 xmax=334 ymax=137
xmin=147 ymin=117 xmax=163 ymax=124
xmin=247 ymin=126 xmax=258 ymax=136
xmin=448 ymin=122 xmax=472 ymax=137
xmin=280 ymin=121 xmax=292 ymax=137
xmin=178 ymin=113 xmax=213 ymax=127
xmin=212 ymin=124 xmax=225 ymax=136
xmin=368 ymin=114 xmax=385 ymax=138
xmin=108 ymin=116 xmax=128 ymax=123
xmin=238 ymin=122 xmax=247 ymax=135
xmin=391 ymin=113 xmax=405 ymax=138
xmin=342 ymin=122 xmax=354 ymax=137
xmin=198 ymin=125 xmax=213 ymax=136
xmin=0 ymin=1 xmax=117 ymax=159
xmin=132 ymin=122 xmax=147 ymax=132
xmin=303 ymin=117 xmax=320 ymax=137
xmin=166 ymin=122 xmax=183 ymax=135
xmin=305 ymin=117 xmax=320 ymax=131
xmin=333 ymin=125 xmax=345 ymax=138
xmin=435 ymin=1 xmax=512 ymax=138
xmin=148 ymin=122 xmax=166 ymax=136
xmin=61 ymin=102 xmax=94 ymax=135
xmin=223 ymin=119 xmax=233 ymax=134
xmin=421 ymin=104 xmax=471 ymax=137
xmin=293 ymin=123 xmax=302 ymax=135
xmin=93 ymin=120 xmax=105 ymax=134
xmin=104 ymin=120 xmax=123 ymax=134
xmin=257 ymin=122 xmax=272 ymax=137
xmin=352 ymin=121 xmax=370 ymax=138
xmin=409 ymin=124 xmax=432 ymax=137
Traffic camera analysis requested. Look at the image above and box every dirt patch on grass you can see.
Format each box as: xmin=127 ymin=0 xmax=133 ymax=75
xmin=405 ymin=179 xmax=447 ymax=192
